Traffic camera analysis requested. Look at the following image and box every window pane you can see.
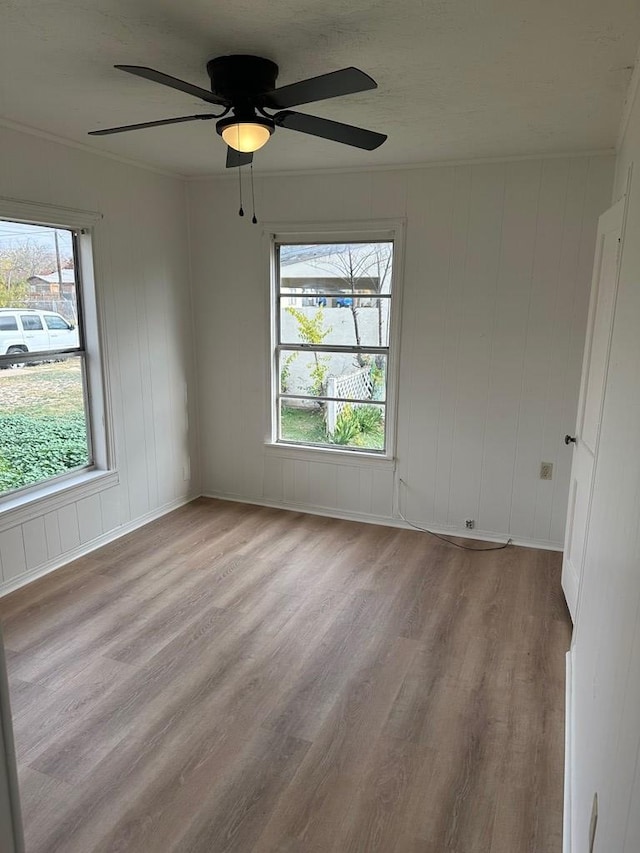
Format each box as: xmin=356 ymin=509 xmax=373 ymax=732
xmin=0 ymin=220 xmax=78 ymax=330
xmin=279 ymin=400 xmax=327 ymax=445
xmin=45 ymin=314 xmax=71 ymax=330
xmin=279 ymin=297 xmax=390 ymax=347
xmin=0 ymin=316 xmax=18 ymax=331
xmin=279 ymin=242 xmax=393 ymax=297
xmin=279 ymin=400 xmax=385 ymax=451
xmin=279 ymin=349 xmax=387 ymax=402
xmin=0 ymin=358 xmax=91 ymax=495
xmin=21 ymin=315 xmax=43 ymax=330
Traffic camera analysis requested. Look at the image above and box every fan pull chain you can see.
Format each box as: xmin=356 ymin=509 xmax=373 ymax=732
xmin=250 ymin=163 xmax=257 ymax=224
xmin=238 ymin=164 xmax=244 ymax=217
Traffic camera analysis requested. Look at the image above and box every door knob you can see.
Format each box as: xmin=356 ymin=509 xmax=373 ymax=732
xmin=565 ymin=434 xmax=577 ymax=445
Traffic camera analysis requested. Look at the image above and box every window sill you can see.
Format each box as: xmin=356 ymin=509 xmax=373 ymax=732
xmin=264 ymin=442 xmax=396 ymax=470
xmin=0 ymin=469 xmax=119 ymax=533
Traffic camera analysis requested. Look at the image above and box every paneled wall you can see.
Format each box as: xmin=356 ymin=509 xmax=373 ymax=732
xmin=569 ymin=69 xmax=640 ymax=852
xmin=0 ymin=125 xmax=198 ymax=593
xmin=189 ymin=155 xmax=613 ymax=548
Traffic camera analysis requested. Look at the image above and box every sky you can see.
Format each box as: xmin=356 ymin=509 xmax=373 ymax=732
xmin=0 ymin=220 xmax=73 ymax=257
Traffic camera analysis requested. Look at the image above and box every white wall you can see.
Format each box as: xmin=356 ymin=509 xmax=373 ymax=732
xmin=569 ymin=68 xmax=640 ymax=851
xmin=189 ymin=155 xmax=613 ymax=547
xmin=0 ymin=126 xmax=198 ymax=593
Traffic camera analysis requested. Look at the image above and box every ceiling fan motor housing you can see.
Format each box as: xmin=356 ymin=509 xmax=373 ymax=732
xmin=90 ymin=57 xmax=387 ymax=157
xmin=206 ymin=55 xmax=279 ymax=103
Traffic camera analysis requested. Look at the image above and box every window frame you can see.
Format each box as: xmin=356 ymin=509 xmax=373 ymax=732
xmin=264 ymin=220 xmax=405 ymax=461
xmin=0 ymin=195 xmax=116 ymax=514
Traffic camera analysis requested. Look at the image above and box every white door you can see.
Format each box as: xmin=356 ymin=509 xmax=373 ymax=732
xmin=562 ymin=199 xmax=624 ymax=621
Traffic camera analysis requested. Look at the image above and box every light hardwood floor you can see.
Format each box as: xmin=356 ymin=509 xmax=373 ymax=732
xmin=0 ymin=498 xmax=571 ymax=852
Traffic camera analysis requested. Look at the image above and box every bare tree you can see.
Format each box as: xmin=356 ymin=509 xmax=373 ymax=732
xmin=310 ymin=244 xmax=383 ymax=367
xmin=0 ymin=241 xmax=60 ymax=306
xmin=369 ymin=243 xmax=392 ymax=352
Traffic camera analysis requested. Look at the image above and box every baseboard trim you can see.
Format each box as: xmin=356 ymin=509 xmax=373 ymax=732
xmin=201 ymin=491 xmax=564 ymax=552
xmin=0 ymin=494 xmax=197 ymax=598
xmin=0 ymin=488 xmax=562 ymax=599
xmin=564 ymin=649 xmax=573 ymax=853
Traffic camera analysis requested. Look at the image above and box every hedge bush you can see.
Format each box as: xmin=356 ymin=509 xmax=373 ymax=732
xmin=0 ymin=413 xmax=88 ymax=492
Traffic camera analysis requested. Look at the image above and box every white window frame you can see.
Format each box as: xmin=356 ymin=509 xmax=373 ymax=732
xmin=264 ymin=219 xmax=405 ymax=462
xmin=0 ymin=196 xmax=117 ymax=524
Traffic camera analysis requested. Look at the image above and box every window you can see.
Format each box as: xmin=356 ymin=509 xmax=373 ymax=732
xmin=20 ymin=315 xmax=43 ymax=330
xmin=271 ymin=229 xmax=401 ymax=455
xmin=0 ymin=211 xmax=107 ymax=501
xmin=44 ymin=314 xmax=72 ymax=330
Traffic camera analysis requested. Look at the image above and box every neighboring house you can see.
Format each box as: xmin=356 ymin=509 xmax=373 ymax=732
xmin=281 ymin=257 xmax=381 ymax=307
xmin=26 ymin=270 xmax=77 ymax=320
xmin=27 ymin=269 xmax=76 ymax=297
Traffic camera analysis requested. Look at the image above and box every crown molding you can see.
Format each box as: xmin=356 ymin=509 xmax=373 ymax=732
xmin=0 ymin=116 xmax=183 ymax=180
xmin=187 ymin=148 xmax=616 ymax=182
xmin=0 ymin=114 xmax=617 ymax=185
xmin=617 ymin=45 xmax=640 ymax=151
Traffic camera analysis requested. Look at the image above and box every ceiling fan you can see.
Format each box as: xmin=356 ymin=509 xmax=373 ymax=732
xmin=89 ymin=55 xmax=387 ymax=167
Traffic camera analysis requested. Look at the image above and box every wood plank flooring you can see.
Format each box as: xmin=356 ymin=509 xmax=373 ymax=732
xmin=0 ymin=498 xmax=571 ymax=853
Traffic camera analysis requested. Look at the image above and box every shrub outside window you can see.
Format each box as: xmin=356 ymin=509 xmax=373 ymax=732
xmin=272 ymin=235 xmax=399 ymax=454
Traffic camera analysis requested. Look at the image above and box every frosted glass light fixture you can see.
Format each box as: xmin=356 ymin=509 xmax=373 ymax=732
xmin=218 ymin=117 xmax=274 ymax=153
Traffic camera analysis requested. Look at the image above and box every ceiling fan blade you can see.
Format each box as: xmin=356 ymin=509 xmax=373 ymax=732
xmin=115 ymin=65 xmax=228 ymax=106
xmin=88 ymin=114 xmax=218 ymax=136
xmin=261 ymin=67 xmax=376 ymax=110
xmin=274 ymin=110 xmax=387 ymax=150
xmin=226 ymin=148 xmax=253 ymax=168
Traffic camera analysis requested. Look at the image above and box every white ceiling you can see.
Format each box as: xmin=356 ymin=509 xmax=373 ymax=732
xmin=1 ymin=0 xmax=639 ymax=176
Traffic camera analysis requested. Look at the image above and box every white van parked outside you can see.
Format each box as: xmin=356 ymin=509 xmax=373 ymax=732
xmin=0 ymin=309 xmax=79 ymax=363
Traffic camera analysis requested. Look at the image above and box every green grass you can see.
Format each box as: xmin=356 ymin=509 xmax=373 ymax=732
xmin=348 ymin=427 xmax=385 ymax=450
xmin=0 ymin=360 xmax=85 ymax=415
xmin=281 ymin=405 xmax=327 ymax=444
xmin=0 ymin=360 xmax=89 ymax=494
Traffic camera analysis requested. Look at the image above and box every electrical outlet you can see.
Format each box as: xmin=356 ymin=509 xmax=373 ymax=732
xmin=465 ymin=519 xmax=475 ymax=529
xmin=540 ymin=462 xmax=553 ymax=480
xmin=589 ymin=792 xmax=598 ymax=853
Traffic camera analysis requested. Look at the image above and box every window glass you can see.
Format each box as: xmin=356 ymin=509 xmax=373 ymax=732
xmin=279 ymin=400 xmax=385 ymax=451
xmin=44 ymin=314 xmax=71 ymax=330
xmin=279 ymin=349 xmax=387 ymax=401
xmin=274 ymin=240 xmax=394 ymax=454
xmin=0 ymin=316 xmax=18 ymax=331
xmin=21 ymin=315 xmax=43 ymax=330
xmin=0 ymin=360 xmax=90 ymax=494
xmin=0 ymin=219 xmax=89 ymax=497
xmin=279 ymin=297 xmax=390 ymax=348
xmin=280 ymin=244 xmax=392 ymax=296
